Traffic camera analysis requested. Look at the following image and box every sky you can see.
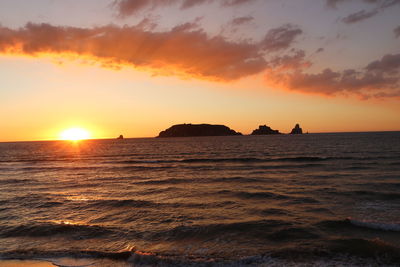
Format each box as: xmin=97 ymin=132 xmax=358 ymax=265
xmin=0 ymin=0 xmax=399 ymax=141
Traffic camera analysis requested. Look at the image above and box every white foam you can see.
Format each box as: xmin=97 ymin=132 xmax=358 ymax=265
xmin=349 ymin=218 xmax=400 ymax=231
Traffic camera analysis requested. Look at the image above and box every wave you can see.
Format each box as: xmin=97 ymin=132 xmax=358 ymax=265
xmin=84 ymin=198 xmax=235 ymax=211
xmin=106 ymin=155 xmax=385 ymax=165
xmin=233 ymin=191 xmax=289 ymax=200
xmin=267 ymin=227 xmax=320 ymax=241
xmin=86 ymin=199 xmax=156 ymax=208
xmin=0 ymin=222 xmax=115 ymax=239
xmin=132 ymin=176 xmax=262 ymax=185
xmin=336 ymin=190 xmax=400 ymax=200
xmin=353 ymin=190 xmax=400 ymax=200
xmin=317 ymin=218 xmax=400 ymax=232
xmin=0 ymin=178 xmax=38 ymax=185
xmin=2 ymin=154 xmax=398 ymax=166
xmin=216 ymin=189 xmax=284 ymax=200
xmin=0 ymin=249 xmax=134 ymax=261
xmin=349 ymin=219 xmax=400 ymax=232
xmin=256 ymin=208 xmax=292 ymax=216
xmin=150 ymin=219 xmax=291 ymax=241
xmin=328 ymin=238 xmax=400 ymax=263
xmin=2 ymin=247 xmax=400 ymax=266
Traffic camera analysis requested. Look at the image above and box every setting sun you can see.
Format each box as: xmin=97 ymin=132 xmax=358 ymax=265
xmin=60 ymin=128 xmax=91 ymax=141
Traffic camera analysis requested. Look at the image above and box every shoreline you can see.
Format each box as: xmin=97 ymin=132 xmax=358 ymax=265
xmin=0 ymin=258 xmax=130 ymax=267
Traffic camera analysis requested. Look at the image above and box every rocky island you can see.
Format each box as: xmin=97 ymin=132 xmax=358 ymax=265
xmin=290 ymin=124 xmax=303 ymax=134
xmin=251 ymin=125 xmax=281 ymax=135
xmin=158 ymin=124 xmax=242 ymax=138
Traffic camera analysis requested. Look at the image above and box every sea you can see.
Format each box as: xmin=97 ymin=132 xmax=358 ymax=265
xmin=0 ymin=132 xmax=399 ymax=266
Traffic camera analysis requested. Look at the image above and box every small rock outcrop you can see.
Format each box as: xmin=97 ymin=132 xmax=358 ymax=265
xmin=158 ymin=124 xmax=242 ymax=138
xmin=251 ymin=125 xmax=281 ymax=135
xmin=290 ymin=124 xmax=303 ymax=134
xmin=117 ymin=135 xmax=124 ymax=139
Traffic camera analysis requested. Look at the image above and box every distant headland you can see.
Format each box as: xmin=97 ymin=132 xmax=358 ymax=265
xmin=157 ymin=123 xmax=304 ymax=137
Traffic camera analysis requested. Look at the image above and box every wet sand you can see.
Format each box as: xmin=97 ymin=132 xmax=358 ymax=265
xmin=0 ymin=260 xmax=54 ymax=267
xmin=0 ymin=258 xmax=130 ymax=267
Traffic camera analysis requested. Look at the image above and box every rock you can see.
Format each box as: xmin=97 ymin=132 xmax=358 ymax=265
xmin=251 ymin=125 xmax=281 ymax=135
xmin=290 ymin=124 xmax=303 ymax=134
xmin=117 ymin=135 xmax=124 ymax=139
xmin=157 ymin=124 xmax=242 ymax=138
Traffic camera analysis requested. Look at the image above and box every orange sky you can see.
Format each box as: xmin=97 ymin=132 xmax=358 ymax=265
xmin=0 ymin=0 xmax=399 ymax=141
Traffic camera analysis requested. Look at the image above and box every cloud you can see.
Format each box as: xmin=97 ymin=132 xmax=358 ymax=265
xmin=394 ymin=25 xmax=400 ymax=38
xmin=366 ymin=53 xmax=400 ymax=73
xmin=328 ymin=0 xmax=400 ymax=24
xmin=326 ymin=0 xmax=346 ymax=8
xmin=266 ymin=53 xmax=400 ymax=98
xmin=222 ymin=0 xmax=256 ymax=7
xmin=261 ymin=24 xmax=302 ymax=52
xmin=114 ymin=0 xmax=255 ymax=16
xmin=342 ymin=9 xmax=379 ymax=24
xmin=327 ymin=0 xmax=399 ymax=8
xmin=230 ymin=16 xmax=254 ymax=26
xmin=1 ymin=22 xmax=397 ymax=99
xmin=268 ymin=50 xmax=311 ymax=70
xmin=0 ymin=22 xmax=302 ymax=81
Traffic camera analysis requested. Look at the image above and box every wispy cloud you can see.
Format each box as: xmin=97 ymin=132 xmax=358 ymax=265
xmin=342 ymin=9 xmax=379 ymax=24
xmin=230 ymin=16 xmax=254 ymax=26
xmin=327 ymin=0 xmax=400 ymax=8
xmin=114 ymin=0 xmax=255 ymax=16
xmin=328 ymin=0 xmax=400 ymax=24
xmin=260 ymin=24 xmax=302 ymax=52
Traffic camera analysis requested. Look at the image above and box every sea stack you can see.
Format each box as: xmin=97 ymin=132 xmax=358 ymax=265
xmin=117 ymin=135 xmax=124 ymax=139
xmin=251 ymin=125 xmax=281 ymax=135
xmin=290 ymin=124 xmax=303 ymax=134
xmin=158 ymin=124 xmax=242 ymax=138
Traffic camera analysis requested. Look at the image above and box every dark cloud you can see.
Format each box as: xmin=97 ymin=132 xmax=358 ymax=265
xmin=366 ymin=53 xmax=400 ymax=73
xmin=222 ymin=0 xmax=256 ymax=7
xmin=0 ymin=22 xmax=302 ymax=81
xmin=328 ymin=0 xmax=400 ymax=24
xmin=261 ymin=24 xmax=302 ymax=52
xmin=327 ymin=0 xmax=399 ymax=8
xmin=394 ymin=25 xmax=400 ymax=38
xmin=326 ymin=0 xmax=346 ymax=8
xmin=266 ymin=53 xmax=400 ymax=98
xmin=342 ymin=9 xmax=379 ymax=24
xmin=180 ymin=0 xmax=212 ymax=9
xmin=230 ymin=16 xmax=254 ymax=26
xmin=115 ymin=0 xmax=255 ymax=16
xmin=268 ymin=50 xmax=311 ymax=70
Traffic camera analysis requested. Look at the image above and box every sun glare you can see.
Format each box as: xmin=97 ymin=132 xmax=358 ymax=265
xmin=60 ymin=128 xmax=91 ymax=141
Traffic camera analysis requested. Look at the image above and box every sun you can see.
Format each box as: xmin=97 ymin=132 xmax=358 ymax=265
xmin=60 ymin=128 xmax=91 ymax=141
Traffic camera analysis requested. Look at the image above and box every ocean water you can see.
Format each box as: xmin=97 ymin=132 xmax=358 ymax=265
xmin=0 ymin=132 xmax=399 ymax=266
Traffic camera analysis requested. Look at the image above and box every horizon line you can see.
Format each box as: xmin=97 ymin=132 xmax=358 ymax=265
xmin=1 ymin=130 xmax=399 ymax=143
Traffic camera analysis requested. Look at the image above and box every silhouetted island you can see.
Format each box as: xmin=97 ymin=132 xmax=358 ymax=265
xmin=158 ymin=124 xmax=242 ymax=138
xmin=290 ymin=124 xmax=303 ymax=134
xmin=117 ymin=135 xmax=124 ymax=139
xmin=251 ymin=125 xmax=281 ymax=135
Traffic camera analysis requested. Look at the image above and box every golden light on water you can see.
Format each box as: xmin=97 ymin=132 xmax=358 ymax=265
xmin=60 ymin=128 xmax=91 ymax=141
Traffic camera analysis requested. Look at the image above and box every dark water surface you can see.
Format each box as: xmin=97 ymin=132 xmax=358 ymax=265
xmin=0 ymin=132 xmax=399 ymax=266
